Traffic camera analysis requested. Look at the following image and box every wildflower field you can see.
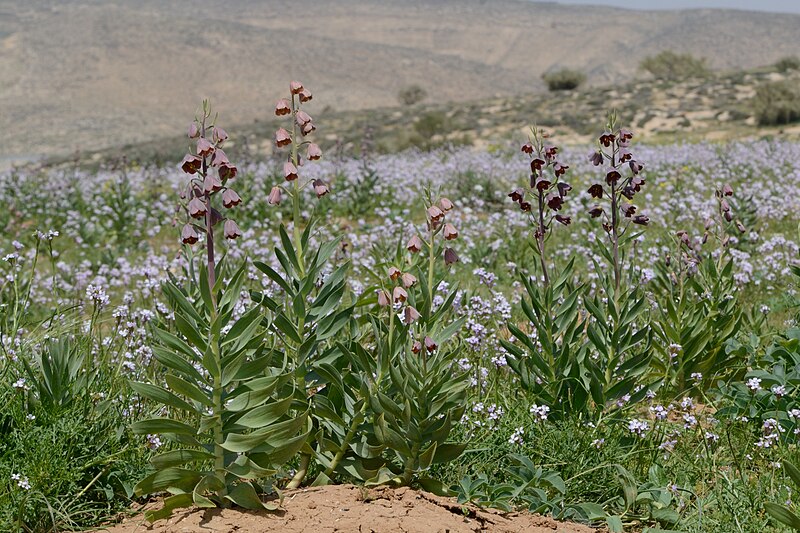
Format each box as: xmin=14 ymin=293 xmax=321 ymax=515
xmin=4 ymin=83 xmax=800 ymax=532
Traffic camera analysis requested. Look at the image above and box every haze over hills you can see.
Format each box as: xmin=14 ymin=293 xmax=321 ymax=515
xmin=1 ymin=0 xmax=799 ymax=163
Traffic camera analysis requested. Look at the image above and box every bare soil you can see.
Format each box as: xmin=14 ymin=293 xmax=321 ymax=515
xmin=97 ymin=484 xmax=596 ymax=533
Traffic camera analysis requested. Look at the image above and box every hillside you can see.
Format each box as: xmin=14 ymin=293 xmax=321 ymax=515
xmin=1 ymin=0 xmax=799 ymax=164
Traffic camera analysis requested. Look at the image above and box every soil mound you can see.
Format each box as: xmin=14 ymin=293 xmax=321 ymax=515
xmin=98 ymin=484 xmax=595 ymax=533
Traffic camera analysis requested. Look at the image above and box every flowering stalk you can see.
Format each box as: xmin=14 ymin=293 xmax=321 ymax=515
xmin=509 ymin=127 xmax=572 ymax=287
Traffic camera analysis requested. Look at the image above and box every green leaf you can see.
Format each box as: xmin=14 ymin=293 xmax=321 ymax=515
xmin=232 ymin=394 xmax=294 ymax=429
xmin=765 ymin=502 xmax=800 ymax=529
xmin=153 ymin=346 xmax=205 ymax=384
xmin=130 ymin=381 xmax=196 ymax=413
xmin=165 ymin=374 xmax=212 ymax=407
xmin=432 ymin=443 xmax=467 ymax=464
xmin=253 ymin=261 xmax=294 ymax=296
xmin=135 ymin=468 xmax=203 ymax=496
xmin=225 ymin=482 xmax=276 ymax=510
xmin=418 ymin=477 xmax=451 ymax=496
xmin=150 ymin=449 xmax=214 ymax=469
xmin=132 ymin=418 xmax=197 ymax=436
xmin=606 ymin=515 xmax=624 ymax=533
xmin=144 ymin=493 xmax=194 ymax=522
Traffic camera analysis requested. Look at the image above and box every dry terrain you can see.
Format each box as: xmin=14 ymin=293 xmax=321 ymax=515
xmin=1 ymin=0 xmax=799 ymax=164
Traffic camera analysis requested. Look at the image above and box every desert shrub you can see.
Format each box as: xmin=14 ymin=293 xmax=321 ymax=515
xmin=752 ymin=80 xmax=800 ymax=126
xmin=639 ymin=51 xmax=711 ymax=81
xmin=775 ymin=56 xmax=800 ymax=73
xmin=397 ymin=84 xmax=427 ymax=106
xmin=542 ymin=68 xmax=586 ymax=91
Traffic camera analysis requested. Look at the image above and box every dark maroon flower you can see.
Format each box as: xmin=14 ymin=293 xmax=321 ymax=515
xmin=268 ymin=186 xmax=282 ymax=205
xmin=222 ymin=188 xmax=242 ymax=208
xmin=546 ymin=193 xmax=563 ymax=211
xmin=188 ymin=198 xmax=207 ymax=219
xmin=721 ymin=184 xmax=734 ymax=197
xmin=218 ymin=162 xmax=238 ymax=181
xmin=588 ymin=150 xmax=604 ymax=166
xmin=588 ymin=184 xmax=604 ymax=198
xmin=301 ymin=122 xmax=316 ymax=136
xmin=605 ymin=168 xmax=621 ymax=185
xmin=619 ymin=128 xmax=634 ymax=141
xmin=424 ymin=336 xmax=437 ymax=353
xmin=557 ymin=182 xmax=572 ymax=197
xmin=629 ymin=160 xmax=644 ymax=175
xmin=407 ymin=235 xmax=423 ymax=253
xmin=307 ymin=143 xmax=322 ymax=160
xmin=403 ymin=306 xmax=421 ymax=325
xmin=444 ymin=247 xmax=459 ymax=266
xmin=275 ymin=99 xmax=291 ymax=116
xmin=632 ymin=214 xmax=650 ymax=226
xmin=521 ymin=142 xmax=534 ymax=154
xmin=223 ymin=219 xmax=242 ymax=239
xmin=427 ymin=205 xmax=444 ymax=222
xmin=534 ymin=176 xmax=551 ymax=192
xmin=275 ymin=128 xmax=291 ymax=147
xmin=181 ymin=224 xmax=199 ymax=245
xmin=621 ymin=185 xmax=636 ymax=200
xmin=530 ymin=158 xmax=546 ymax=172
xmin=589 ymin=205 xmax=604 ymax=218
xmin=508 ymin=188 xmax=525 ymax=202
xmin=180 ymin=154 xmax=202 ymax=174
xmin=599 ymin=130 xmax=615 ymax=147
xmin=544 ymin=145 xmax=558 ymax=159
xmin=284 ymin=162 xmax=298 ymax=181
xmin=621 ymin=202 xmax=636 ymax=218
xmin=618 ymin=148 xmax=633 ymax=162
xmin=519 ymin=201 xmax=532 ymax=212
xmin=312 ymin=179 xmax=329 ymax=198
xmin=388 ymin=266 xmax=402 ymax=280
xmin=412 ymin=340 xmax=422 ymax=354
xmin=196 ymin=138 xmax=214 ymax=157
xmin=555 ymin=214 xmax=571 ymax=226
xmin=631 ymin=176 xmax=645 ymax=192
xmin=203 ymin=174 xmax=222 ymax=194
xmin=553 ymin=162 xmax=569 ymax=177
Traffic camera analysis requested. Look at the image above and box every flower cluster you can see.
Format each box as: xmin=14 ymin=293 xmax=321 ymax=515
xmin=179 ymin=100 xmax=242 ymax=247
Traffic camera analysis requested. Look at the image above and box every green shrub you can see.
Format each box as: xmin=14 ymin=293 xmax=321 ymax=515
xmin=542 ymin=68 xmax=586 ymax=91
xmin=639 ymin=51 xmax=711 ymax=81
xmin=775 ymin=56 xmax=800 ymax=73
xmin=752 ymin=80 xmax=800 ymax=126
xmin=397 ymin=84 xmax=428 ymax=106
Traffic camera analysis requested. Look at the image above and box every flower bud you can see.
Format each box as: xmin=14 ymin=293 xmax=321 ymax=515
xmin=407 ymin=235 xmax=423 ymax=253
xmin=180 ymin=154 xmax=202 ymax=174
xmin=444 ymin=247 xmax=459 ymax=266
xmin=268 ymin=186 xmax=282 ymax=205
xmin=290 ymin=80 xmax=304 ymax=94
xmin=204 ymin=174 xmax=223 ymax=194
xmin=275 ymin=99 xmax=291 ymax=116
xmin=275 ymin=128 xmax=292 ymax=147
xmin=443 ymin=223 xmax=458 ymax=240
xmin=393 ymin=286 xmax=407 ymax=303
xmin=188 ymin=123 xmax=200 ymax=138
xmin=299 ymin=88 xmax=313 ymax=102
xmin=307 ymin=143 xmax=322 ymax=160
xmin=401 ymin=272 xmax=417 ymax=288
xmin=223 ymin=219 xmax=242 ymax=240
xmin=284 ymin=162 xmax=298 ymax=181
xmin=312 ymin=179 xmax=329 ymax=198
xmin=222 ymin=188 xmax=242 ymax=208
xmin=196 ymin=138 xmax=214 ymax=157
xmin=181 ymin=224 xmax=199 ymax=244
xmin=388 ymin=266 xmax=402 ymax=280
xmin=736 ymin=221 xmax=746 ymax=233
xmin=188 ymin=198 xmax=207 ymax=219
xmin=403 ymin=306 xmax=421 ymax=325
xmin=212 ymin=127 xmax=228 ymax=144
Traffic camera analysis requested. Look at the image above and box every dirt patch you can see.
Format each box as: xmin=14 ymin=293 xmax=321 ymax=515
xmin=97 ymin=484 xmax=596 ymax=533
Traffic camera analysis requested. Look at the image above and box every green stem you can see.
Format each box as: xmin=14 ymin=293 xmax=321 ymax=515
xmin=322 ymin=401 xmax=369 ymax=480
xmin=402 ymin=441 xmax=422 ymax=485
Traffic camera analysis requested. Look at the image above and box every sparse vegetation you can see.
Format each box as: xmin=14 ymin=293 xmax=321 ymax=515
xmin=775 ymin=56 xmax=800 ymax=73
xmin=398 ymin=85 xmax=428 ymax=106
xmin=542 ymin=69 xmax=586 ymax=91
xmin=640 ymin=50 xmax=711 ymax=81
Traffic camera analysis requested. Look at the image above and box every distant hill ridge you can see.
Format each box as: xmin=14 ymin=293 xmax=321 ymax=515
xmin=0 ymin=0 xmax=798 ymax=163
